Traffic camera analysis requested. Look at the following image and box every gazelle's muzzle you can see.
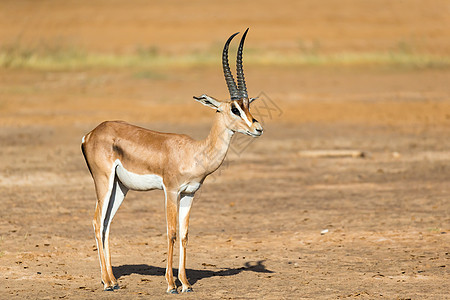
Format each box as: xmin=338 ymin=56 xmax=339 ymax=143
xmin=247 ymin=120 xmax=263 ymax=137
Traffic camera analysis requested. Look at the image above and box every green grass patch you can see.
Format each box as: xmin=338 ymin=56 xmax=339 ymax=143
xmin=254 ymin=52 xmax=450 ymax=69
xmin=132 ymin=70 xmax=167 ymax=80
xmin=1 ymin=43 xmax=449 ymax=70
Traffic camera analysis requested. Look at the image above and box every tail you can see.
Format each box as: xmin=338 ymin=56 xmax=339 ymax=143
xmin=81 ymin=136 xmax=94 ymax=177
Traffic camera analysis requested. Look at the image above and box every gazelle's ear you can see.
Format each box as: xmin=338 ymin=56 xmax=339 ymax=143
xmin=193 ymin=94 xmax=223 ymax=111
xmin=249 ymin=97 xmax=259 ymax=104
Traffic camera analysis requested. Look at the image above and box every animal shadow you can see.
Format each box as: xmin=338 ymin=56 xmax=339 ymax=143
xmin=113 ymin=260 xmax=274 ymax=285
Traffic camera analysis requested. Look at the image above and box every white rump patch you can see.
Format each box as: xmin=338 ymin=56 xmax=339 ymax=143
xmin=81 ymin=135 xmax=86 ymax=143
xmin=114 ymin=159 xmax=163 ymax=191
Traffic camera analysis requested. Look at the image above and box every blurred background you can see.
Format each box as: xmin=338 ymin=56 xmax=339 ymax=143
xmin=1 ymin=0 xmax=449 ymax=127
xmin=1 ymin=0 xmax=450 ymax=128
xmin=1 ymin=1 xmax=449 ymax=298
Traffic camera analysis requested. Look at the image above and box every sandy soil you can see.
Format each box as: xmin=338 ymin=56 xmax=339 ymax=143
xmin=1 ymin=1 xmax=450 ymax=299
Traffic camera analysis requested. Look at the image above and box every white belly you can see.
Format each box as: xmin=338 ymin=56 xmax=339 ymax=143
xmin=115 ymin=159 xmax=163 ymax=191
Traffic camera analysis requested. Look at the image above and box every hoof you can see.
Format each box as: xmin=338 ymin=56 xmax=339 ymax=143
xmin=183 ymin=288 xmax=194 ymax=293
xmin=104 ymin=286 xmax=115 ymax=292
xmin=167 ymin=288 xmax=178 ymax=294
xmin=113 ymin=284 xmax=120 ymax=290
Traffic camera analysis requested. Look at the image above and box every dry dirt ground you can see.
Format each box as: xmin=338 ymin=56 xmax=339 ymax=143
xmin=1 ymin=1 xmax=450 ymax=299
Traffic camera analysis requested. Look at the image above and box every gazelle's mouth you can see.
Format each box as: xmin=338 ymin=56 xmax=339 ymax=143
xmin=246 ymin=130 xmax=263 ymax=137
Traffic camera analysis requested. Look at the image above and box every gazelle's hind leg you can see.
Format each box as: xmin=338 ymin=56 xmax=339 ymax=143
xmin=103 ymin=176 xmax=128 ymax=289
xmin=92 ymin=169 xmax=128 ymax=291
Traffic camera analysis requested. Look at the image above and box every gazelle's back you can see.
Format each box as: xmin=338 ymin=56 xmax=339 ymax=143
xmin=83 ymin=121 xmax=196 ymax=177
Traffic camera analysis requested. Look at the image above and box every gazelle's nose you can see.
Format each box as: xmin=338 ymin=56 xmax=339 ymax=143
xmin=253 ymin=121 xmax=263 ymax=136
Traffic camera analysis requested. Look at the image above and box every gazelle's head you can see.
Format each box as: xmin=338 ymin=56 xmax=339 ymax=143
xmin=194 ymin=29 xmax=263 ymax=137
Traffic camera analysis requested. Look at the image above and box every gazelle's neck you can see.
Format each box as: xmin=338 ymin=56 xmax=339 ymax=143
xmin=197 ymin=112 xmax=234 ymax=175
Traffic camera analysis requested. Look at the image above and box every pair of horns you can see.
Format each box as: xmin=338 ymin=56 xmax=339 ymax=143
xmin=222 ymin=28 xmax=249 ymax=101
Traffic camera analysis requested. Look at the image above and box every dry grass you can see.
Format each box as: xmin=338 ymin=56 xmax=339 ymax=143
xmin=1 ymin=43 xmax=449 ymax=70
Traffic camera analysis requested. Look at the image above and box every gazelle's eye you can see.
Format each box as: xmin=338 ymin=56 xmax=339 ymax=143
xmin=231 ymin=104 xmax=241 ymax=117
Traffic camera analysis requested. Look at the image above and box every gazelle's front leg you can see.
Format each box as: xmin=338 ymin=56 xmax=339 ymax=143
xmin=178 ymin=193 xmax=194 ymax=292
xmin=164 ymin=189 xmax=178 ymax=294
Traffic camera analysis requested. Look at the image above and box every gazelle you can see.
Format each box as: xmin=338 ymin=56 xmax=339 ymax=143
xmin=81 ymin=29 xmax=263 ymax=294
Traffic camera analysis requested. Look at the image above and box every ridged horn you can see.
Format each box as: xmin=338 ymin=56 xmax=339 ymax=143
xmin=236 ymin=28 xmax=249 ymax=99
xmin=223 ymin=32 xmax=240 ymax=100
